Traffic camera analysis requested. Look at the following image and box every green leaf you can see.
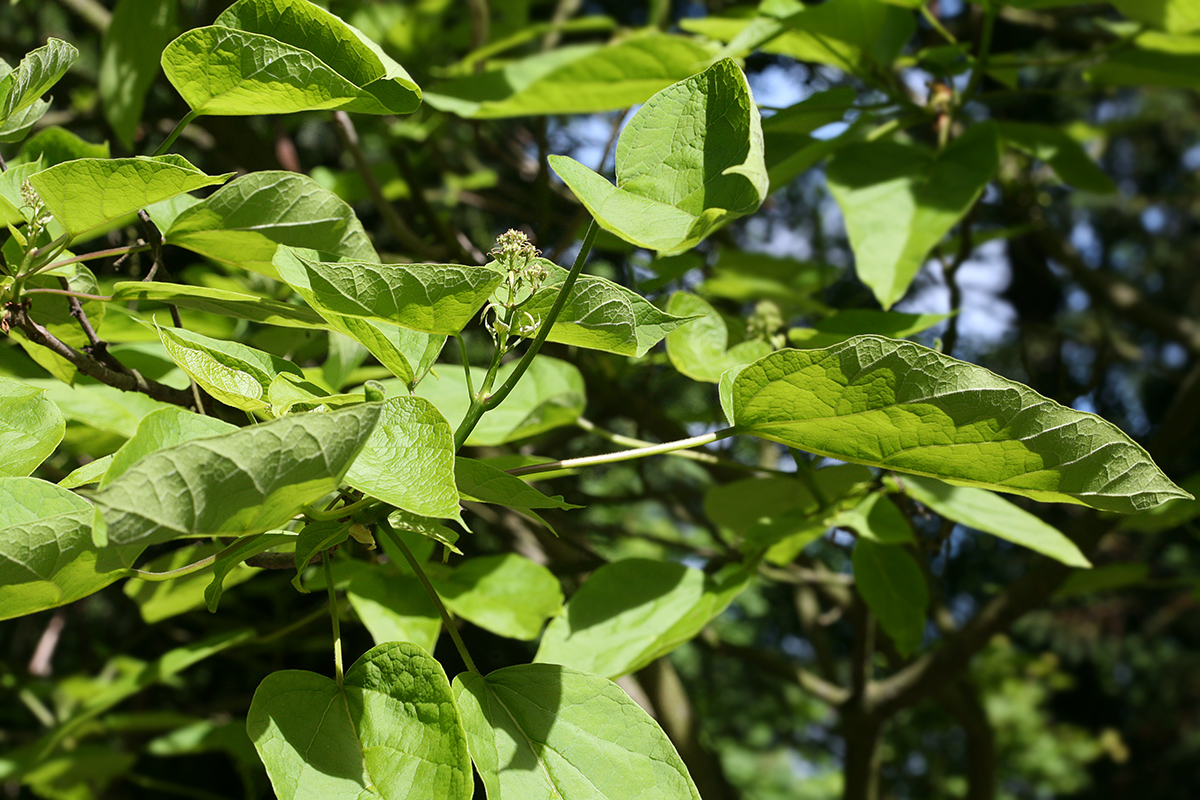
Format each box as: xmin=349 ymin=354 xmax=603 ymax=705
xmin=205 ymin=532 xmax=295 ymax=611
xmin=100 ymin=0 xmax=179 ymax=148
xmin=101 ymin=406 xmax=236 ymax=488
xmin=166 ymin=172 xmax=377 ymax=277
xmin=124 ymin=541 xmax=259 ymax=623
xmin=834 ymin=492 xmax=914 ymax=544
xmin=24 ymin=379 xmax=172 ymax=439
xmin=1119 ymin=473 xmax=1200 ymax=533
xmin=247 ymin=642 xmax=471 ymax=800
xmin=431 ymin=554 xmax=563 ymax=640
xmin=894 ymin=474 xmax=1091 ymax=567
xmin=27 ymin=155 xmax=233 ymax=241
xmin=293 ymin=521 xmax=351 ymax=583
xmin=112 ymin=281 xmax=330 ymax=330
xmin=388 ymin=509 xmax=462 ymax=554
xmin=347 ymin=570 xmax=441 ymax=652
xmin=424 ymin=34 xmax=712 ymax=118
xmin=701 ymin=246 xmax=836 ymax=310
xmin=0 ymin=38 xmax=77 ymax=127
xmin=997 ymin=122 xmax=1116 ymax=194
xmin=1110 ymin=0 xmax=1200 ymax=34
xmin=788 ymin=309 xmax=952 ymax=349
xmin=59 ymin=456 xmax=112 ymax=490
xmin=762 ymin=86 xmax=857 ymax=189
xmin=730 ymin=336 xmax=1192 ymax=512
xmin=10 ymin=126 xmax=109 ymax=167
xmin=156 ymin=324 xmax=305 ymax=413
xmin=0 ymin=478 xmax=137 ymax=621
xmin=0 ymin=97 xmax=48 ymax=144
xmin=275 ymin=247 xmax=504 ymax=335
xmin=550 ymin=58 xmax=768 ymax=256
xmin=413 ymin=356 xmax=586 ymax=446
xmin=454 ymin=664 xmax=701 ymax=800
xmin=0 ymin=376 xmax=64 ymax=477
xmin=162 ymin=0 xmax=419 ymax=118
xmin=852 ymin=538 xmax=927 ymax=656
xmin=506 ymin=260 xmax=696 ymax=357
xmin=90 ymin=403 xmax=381 ymax=548
xmin=535 ymin=559 xmax=752 ymax=678
xmin=10 ymin=264 xmax=107 ymax=385
xmin=827 ymin=122 xmax=1000 ymax=308
xmin=666 ymin=292 xmax=771 ymax=383
xmin=1086 ymin=30 xmax=1200 ymax=88
xmin=344 ymin=397 xmax=461 ymax=519
xmin=455 ymin=457 xmax=578 ymax=511
xmin=1055 ymin=562 xmax=1149 ymax=600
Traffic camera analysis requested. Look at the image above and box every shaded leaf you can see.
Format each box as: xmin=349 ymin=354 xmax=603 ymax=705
xmin=11 ymin=126 xmax=109 ymax=167
xmin=827 ymin=122 xmax=1000 ymax=308
xmin=1055 ymin=563 xmax=1149 ymax=600
xmin=0 ymin=376 xmax=64 ymax=477
xmin=852 ymin=538 xmax=927 ymax=656
xmin=894 ymin=474 xmax=1090 ymax=567
xmin=834 ymin=492 xmax=914 ymax=544
xmin=388 ymin=509 xmax=461 ymax=554
xmin=205 ymin=532 xmax=295 ymax=611
xmin=788 ymin=309 xmax=951 ymax=348
xmin=454 ymin=664 xmax=701 ymax=800
xmin=102 ymin=406 xmax=236 ymax=488
xmin=998 ymin=121 xmax=1115 ymax=194
xmin=424 ymin=34 xmax=712 ymax=118
xmin=550 ymin=58 xmax=767 ymax=255
xmin=730 ymin=336 xmax=1192 ymax=512
xmin=1110 ymin=0 xmax=1200 ymax=34
xmin=100 ymin=0 xmax=179 ymax=148
xmin=90 ymin=403 xmax=381 ymax=548
xmin=666 ymin=292 xmax=771 ymax=383
xmin=431 ymin=554 xmax=563 ymax=640
xmin=124 ymin=541 xmax=259 ymax=623
xmin=535 ymin=559 xmax=752 ymax=678
xmin=347 ymin=570 xmax=441 ymax=652
xmin=1087 ymin=30 xmax=1200 ymax=89
xmin=247 ymin=642 xmax=471 ymax=800
xmin=112 ymin=281 xmax=330 ymax=330
xmin=455 ymin=457 xmax=578 ymax=510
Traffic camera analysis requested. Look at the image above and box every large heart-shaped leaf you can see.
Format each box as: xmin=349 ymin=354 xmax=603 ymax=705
xmin=90 ymin=403 xmax=381 ymax=548
xmin=0 ymin=478 xmax=139 ymax=621
xmin=852 ymin=538 xmax=927 ymax=656
xmin=430 ymin=554 xmax=563 ymax=641
xmin=729 ymin=336 xmax=1192 ymax=512
xmin=0 ymin=377 xmax=64 ymax=477
xmin=101 ymin=406 xmax=236 ymax=488
xmin=162 ymin=0 xmax=420 ymax=117
xmin=347 ymin=569 xmax=441 ymax=652
xmin=0 ymin=38 xmax=77 ymax=129
xmin=665 ymin=292 xmax=771 ymax=383
xmin=27 ymin=155 xmax=233 ymax=241
xmin=165 ymin=172 xmax=377 ymax=277
xmin=535 ymin=559 xmax=752 ymax=678
xmin=344 ymin=396 xmax=461 ymax=520
xmin=274 ymin=247 xmax=505 ymax=335
xmin=550 ymin=58 xmax=767 ymax=256
xmin=247 ymin=642 xmax=470 ymax=800
xmin=453 ymin=664 xmax=701 ymax=800
xmin=424 ymin=34 xmax=712 ymax=118
xmin=826 ymin=122 xmax=1000 ymax=309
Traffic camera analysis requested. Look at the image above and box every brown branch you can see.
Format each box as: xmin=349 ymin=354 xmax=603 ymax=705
xmin=707 ymin=636 xmax=849 ymax=706
xmin=937 ymin=681 xmax=996 ymax=800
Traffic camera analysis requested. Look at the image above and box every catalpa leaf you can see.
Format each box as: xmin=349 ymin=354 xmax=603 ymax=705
xmin=666 ymin=292 xmax=771 ymax=382
xmin=347 ymin=570 xmax=440 ymax=653
xmin=788 ymin=309 xmax=952 ymax=349
xmin=997 ymin=121 xmax=1116 ymax=194
xmin=247 ymin=642 xmax=471 ymax=800
xmin=100 ymin=0 xmax=179 ymax=148
xmin=0 ymin=97 xmax=48 ymax=144
xmin=0 ymin=38 xmax=77 ymax=127
xmin=852 ymin=539 xmax=927 ymax=656
xmin=453 ymin=664 xmax=701 ymax=800
xmin=156 ymin=325 xmax=306 ymax=413
xmin=431 ymin=554 xmax=563 ymax=641
xmin=112 ymin=281 xmax=329 ymax=330
xmin=424 ymin=34 xmax=712 ymax=118
xmin=101 ymin=406 xmax=236 ymax=488
xmin=509 ymin=258 xmax=696 ymax=357
xmin=274 ymin=247 xmax=504 ymax=335
xmin=166 ymin=172 xmax=376 ymax=277
xmin=455 ymin=457 xmax=578 ymax=511
xmin=0 ymin=377 xmax=64 ymax=477
xmin=826 ymin=122 xmax=1000 ymax=308
xmin=344 ymin=396 xmax=461 ymax=520
xmin=550 ymin=58 xmax=768 ymax=256
xmin=90 ymin=403 xmax=381 ymax=548
xmin=27 ymin=155 xmax=233 ymax=241
xmin=535 ymin=559 xmax=753 ymax=678
xmin=1087 ymin=29 xmax=1200 ymax=89
xmin=162 ymin=0 xmax=420 ymax=117
xmin=729 ymin=336 xmax=1192 ymax=512
xmin=0 ymin=478 xmax=138 ymax=622
xmin=10 ymin=126 xmax=109 ymax=167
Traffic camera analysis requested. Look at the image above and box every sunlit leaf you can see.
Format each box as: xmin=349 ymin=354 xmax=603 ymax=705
xmin=550 ymin=58 xmax=768 ymax=255
xmin=102 ymin=406 xmax=236 ymax=488
xmin=0 ymin=376 xmax=64 ymax=477
xmin=666 ymin=292 xmax=771 ymax=383
xmin=0 ymin=38 xmax=77 ymax=127
xmin=431 ymin=554 xmax=563 ymax=640
xmin=1087 ymin=30 xmax=1200 ymax=89
xmin=157 ymin=324 xmax=306 ymax=413
xmin=730 ymin=336 xmax=1192 ymax=512
xmin=347 ymin=569 xmax=441 ymax=652
xmin=852 ymin=538 xmax=927 ymax=656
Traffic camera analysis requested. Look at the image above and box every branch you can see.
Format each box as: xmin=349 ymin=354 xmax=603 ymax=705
xmin=706 ymin=637 xmax=848 ymax=707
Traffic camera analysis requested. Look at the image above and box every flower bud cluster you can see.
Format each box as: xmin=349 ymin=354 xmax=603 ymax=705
xmin=482 ymin=229 xmax=549 ymax=348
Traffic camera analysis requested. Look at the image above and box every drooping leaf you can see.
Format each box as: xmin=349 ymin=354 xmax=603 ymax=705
xmin=0 ymin=96 xmax=48 ymax=144
xmin=166 ymin=172 xmax=377 ymax=277
xmin=788 ymin=309 xmax=952 ymax=349
xmin=508 ymin=260 xmax=697 ymax=357
xmin=431 ymin=554 xmax=563 ymax=641
xmin=454 ymin=664 xmax=701 ymax=800
xmin=111 ymin=281 xmax=330 ymax=330
xmin=424 ymin=34 xmax=712 ymax=118
xmin=826 ymin=122 xmax=1000 ymax=308
xmin=90 ymin=403 xmax=381 ymax=548
xmin=834 ymin=492 xmax=914 ymax=544
xmin=100 ymin=0 xmax=179 ymax=148
xmin=852 ymin=538 xmax=927 ymax=656
xmin=997 ymin=121 xmax=1116 ymax=194
xmin=894 ymin=474 xmax=1091 ymax=567
xmin=535 ymin=559 xmax=753 ymax=678
xmin=413 ymin=356 xmax=585 ymax=446
xmin=666 ymin=292 xmax=771 ymax=383
xmin=387 ymin=509 xmax=462 ymax=554
xmin=0 ymin=38 xmax=77 ymax=128
xmin=0 ymin=478 xmax=138 ymax=622
xmin=730 ymin=336 xmax=1192 ymax=512
xmin=0 ymin=376 xmax=64 ymax=477
xmin=161 ymin=0 xmax=421 ymax=117
xmin=101 ymin=406 xmax=236 ymax=488
xmin=550 ymin=58 xmax=768 ymax=256
xmin=247 ymin=642 xmax=471 ymax=800
xmin=292 ymin=521 xmax=351 ymax=584
xmin=274 ymin=247 xmax=504 ymax=335
xmin=344 ymin=396 xmax=461 ymax=520
xmin=347 ymin=569 xmax=441 ymax=652
xmin=27 ymin=155 xmax=233 ymax=241
xmin=455 ymin=457 xmax=578 ymax=511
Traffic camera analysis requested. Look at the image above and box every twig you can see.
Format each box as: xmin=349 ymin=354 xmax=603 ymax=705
xmin=507 ymin=427 xmax=741 ymax=477
xmin=323 ymin=551 xmax=344 ymax=684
